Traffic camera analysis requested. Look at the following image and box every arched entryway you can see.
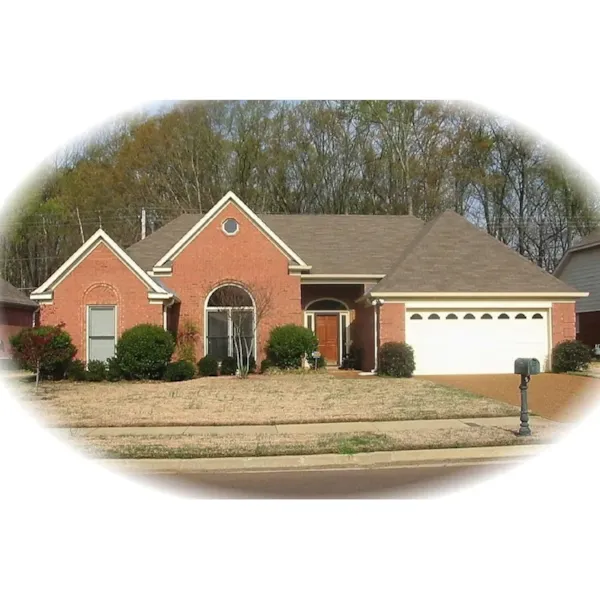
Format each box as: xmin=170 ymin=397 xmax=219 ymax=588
xmin=205 ymin=284 xmax=255 ymax=361
xmin=304 ymin=298 xmax=350 ymax=365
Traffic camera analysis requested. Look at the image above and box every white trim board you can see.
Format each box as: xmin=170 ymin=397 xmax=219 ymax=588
xmin=154 ymin=191 xmax=309 ymax=269
xmin=30 ymin=229 xmax=172 ymax=302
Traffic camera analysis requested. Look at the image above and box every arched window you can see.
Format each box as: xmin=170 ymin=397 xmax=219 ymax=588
xmin=410 ymin=313 xmax=423 ymax=320
xmin=464 ymin=313 xmax=475 ymax=320
xmin=498 ymin=313 xmax=510 ymax=319
xmin=428 ymin=313 xmax=441 ymax=320
xmin=205 ymin=285 xmax=255 ymax=361
xmin=532 ymin=313 xmax=543 ymax=320
xmin=515 ymin=313 xmax=527 ymax=319
xmin=481 ymin=313 xmax=493 ymax=319
xmin=306 ymin=298 xmax=348 ymax=311
xmin=446 ymin=313 xmax=458 ymax=320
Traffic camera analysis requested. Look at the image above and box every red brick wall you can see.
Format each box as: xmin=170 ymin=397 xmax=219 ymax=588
xmin=552 ymin=302 xmax=576 ymax=348
xmin=40 ymin=243 xmax=163 ymax=361
xmin=0 ymin=304 xmax=36 ymax=358
xmin=380 ymin=302 xmax=406 ymax=345
xmin=168 ymin=203 xmax=302 ymax=362
xmin=574 ymin=310 xmax=600 ymax=348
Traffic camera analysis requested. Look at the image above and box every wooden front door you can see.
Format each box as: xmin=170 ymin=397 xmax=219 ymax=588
xmin=315 ymin=314 xmax=339 ymax=364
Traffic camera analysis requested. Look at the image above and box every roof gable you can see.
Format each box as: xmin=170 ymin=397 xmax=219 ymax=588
xmin=153 ymin=191 xmax=309 ymax=269
xmin=371 ymin=210 xmax=580 ymax=295
xmin=31 ymin=229 xmax=172 ymax=301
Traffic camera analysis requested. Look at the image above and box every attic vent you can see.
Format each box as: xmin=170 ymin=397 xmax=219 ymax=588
xmin=222 ymin=218 xmax=239 ymax=236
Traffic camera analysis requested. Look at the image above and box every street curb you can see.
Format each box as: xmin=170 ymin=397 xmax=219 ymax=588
xmin=96 ymin=444 xmax=550 ymax=474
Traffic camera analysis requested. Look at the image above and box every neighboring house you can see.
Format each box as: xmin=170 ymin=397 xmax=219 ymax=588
xmin=30 ymin=192 xmax=584 ymax=375
xmin=555 ymin=230 xmax=600 ymax=349
xmin=0 ymin=278 xmax=38 ymax=360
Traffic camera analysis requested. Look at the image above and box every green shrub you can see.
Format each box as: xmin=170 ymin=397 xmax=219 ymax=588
xmin=115 ymin=324 xmax=175 ymax=380
xmin=552 ymin=340 xmax=593 ymax=373
xmin=341 ymin=344 xmax=362 ymax=370
xmin=10 ymin=324 xmax=77 ymax=381
xmin=220 ymin=356 xmax=238 ymax=376
xmin=86 ymin=360 xmax=107 ymax=382
xmin=198 ymin=355 xmax=219 ymax=377
xmin=106 ymin=356 xmax=122 ymax=381
xmin=307 ymin=354 xmax=327 ymax=369
xmin=377 ymin=342 xmax=415 ymax=378
xmin=266 ymin=324 xmax=318 ymax=369
xmin=260 ymin=358 xmax=273 ymax=373
xmin=164 ymin=360 xmax=196 ymax=381
xmin=66 ymin=359 xmax=87 ymax=381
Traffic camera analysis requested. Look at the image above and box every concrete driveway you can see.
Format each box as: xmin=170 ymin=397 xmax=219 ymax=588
xmin=419 ymin=373 xmax=600 ymax=422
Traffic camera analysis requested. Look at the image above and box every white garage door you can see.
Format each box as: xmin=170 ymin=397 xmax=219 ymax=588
xmin=405 ymin=310 xmax=549 ymax=375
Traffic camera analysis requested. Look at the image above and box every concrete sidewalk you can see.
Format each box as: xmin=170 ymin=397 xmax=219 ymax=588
xmin=52 ymin=415 xmax=557 ymax=438
xmin=97 ymin=444 xmax=550 ymax=474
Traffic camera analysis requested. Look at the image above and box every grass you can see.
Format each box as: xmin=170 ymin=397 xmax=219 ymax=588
xmin=11 ymin=372 xmax=521 ymax=428
xmin=72 ymin=423 xmax=560 ymax=460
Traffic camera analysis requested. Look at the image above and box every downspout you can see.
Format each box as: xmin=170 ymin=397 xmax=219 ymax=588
xmin=163 ymin=298 xmax=176 ymax=331
xmin=371 ymin=299 xmax=383 ymax=373
xmin=32 ymin=304 xmax=41 ymax=327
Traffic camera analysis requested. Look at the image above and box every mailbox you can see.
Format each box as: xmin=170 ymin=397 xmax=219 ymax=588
xmin=514 ymin=358 xmax=540 ymax=376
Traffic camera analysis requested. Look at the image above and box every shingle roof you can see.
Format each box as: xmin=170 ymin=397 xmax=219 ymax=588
xmin=124 ymin=208 xmax=576 ymax=294
xmin=372 ymin=210 xmax=576 ymax=294
xmin=0 ymin=278 xmax=38 ymax=308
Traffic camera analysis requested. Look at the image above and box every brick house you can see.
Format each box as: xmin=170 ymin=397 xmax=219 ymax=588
xmin=0 ymin=278 xmax=38 ymax=360
xmin=31 ymin=192 xmax=585 ymax=375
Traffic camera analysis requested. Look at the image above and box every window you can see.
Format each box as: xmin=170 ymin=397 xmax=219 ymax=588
xmin=532 ymin=313 xmax=543 ymax=320
xmin=307 ymin=298 xmax=348 ymax=311
xmin=515 ymin=313 xmax=526 ymax=319
xmin=464 ymin=313 xmax=475 ymax=319
xmin=222 ymin=218 xmax=239 ymax=235
xmin=446 ymin=313 xmax=458 ymax=320
xmin=88 ymin=306 xmax=116 ymax=362
xmin=481 ymin=313 xmax=492 ymax=319
xmin=341 ymin=313 xmax=349 ymax=355
xmin=306 ymin=313 xmax=314 ymax=332
xmin=576 ymin=314 xmax=580 ymax=334
xmin=206 ymin=285 xmax=254 ymax=361
xmin=410 ymin=313 xmax=423 ymax=320
xmin=498 ymin=313 xmax=509 ymax=319
xmin=428 ymin=314 xmax=440 ymax=320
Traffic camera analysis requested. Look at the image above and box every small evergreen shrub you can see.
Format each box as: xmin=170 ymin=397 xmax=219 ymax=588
xmin=220 ymin=356 xmax=238 ymax=376
xmin=266 ymin=324 xmax=318 ymax=369
xmin=115 ymin=324 xmax=175 ymax=380
xmin=197 ymin=355 xmax=219 ymax=377
xmin=377 ymin=342 xmax=415 ymax=378
xmin=66 ymin=359 xmax=87 ymax=382
xmin=307 ymin=354 xmax=327 ymax=369
xmin=86 ymin=360 xmax=107 ymax=382
xmin=552 ymin=340 xmax=593 ymax=373
xmin=260 ymin=358 xmax=273 ymax=373
xmin=106 ymin=356 xmax=122 ymax=381
xmin=164 ymin=360 xmax=196 ymax=381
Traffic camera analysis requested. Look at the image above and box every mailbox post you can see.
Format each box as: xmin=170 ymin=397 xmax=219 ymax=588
xmin=514 ymin=358 xmax=540 ymax=436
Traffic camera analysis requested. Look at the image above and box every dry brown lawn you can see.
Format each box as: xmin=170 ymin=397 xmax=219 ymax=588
xmin=13 ymin=372 xmax=520 ymax=428
xmin=72 ymin=421 xmax=559 ymax=459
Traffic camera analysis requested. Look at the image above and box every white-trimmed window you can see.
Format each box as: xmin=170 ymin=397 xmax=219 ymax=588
xmin=205 ymin=285 xmax=255 ymax=361
xmin=87 ymin=306 xmax=116 ymax=362
xmin=576 ymin=313 xmax=580 ymax=335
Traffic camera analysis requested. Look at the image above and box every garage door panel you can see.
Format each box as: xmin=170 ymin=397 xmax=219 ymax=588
xmin=406 ymin=310 xmax=548 ymax=375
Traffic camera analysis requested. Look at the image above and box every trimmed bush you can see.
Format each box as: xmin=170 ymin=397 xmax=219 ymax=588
xmin=10 ymin=324 xmax=77 ymax=381
xmin=220 ymin=356 xmax=238 ymax=376
xmin=260 ymin=358 xmax=273 ymax=374
xmin=66 ymin=359 xmax=87 ymax=382
xmin=266 ymin=324 xmax=318 ymax=369
xmin=198 ymin=355 xmax=219 ymax=377
xmin=115 ymin=324 xmax=175 ymax=380
xmin=552 ymin=340 xmax=593 ymax=373
xmin=377 ymin=342 xmax=415 ymax=378
xmin=106 ymin=356 xmax=122 ymax=382
xmin=164 ymin=360 xmax=196 ymax=381
xmin=87 ymin=360 xmax=107 ymax=382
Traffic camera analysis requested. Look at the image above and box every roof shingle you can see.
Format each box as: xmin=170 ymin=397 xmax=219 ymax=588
xmin=0 ymin=278 xmax=38 ymax=308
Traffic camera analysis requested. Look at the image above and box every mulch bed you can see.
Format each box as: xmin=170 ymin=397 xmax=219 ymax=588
xmin=420 ymin=373 xmax=600 ymax=422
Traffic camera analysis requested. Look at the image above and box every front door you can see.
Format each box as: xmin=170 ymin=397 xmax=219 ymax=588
xmin=315 ymin=314 xmax=339 ymax=364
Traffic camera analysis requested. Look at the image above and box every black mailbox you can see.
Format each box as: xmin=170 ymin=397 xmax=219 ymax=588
xmin=514 ymin=358 xmax=540 ymax=376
